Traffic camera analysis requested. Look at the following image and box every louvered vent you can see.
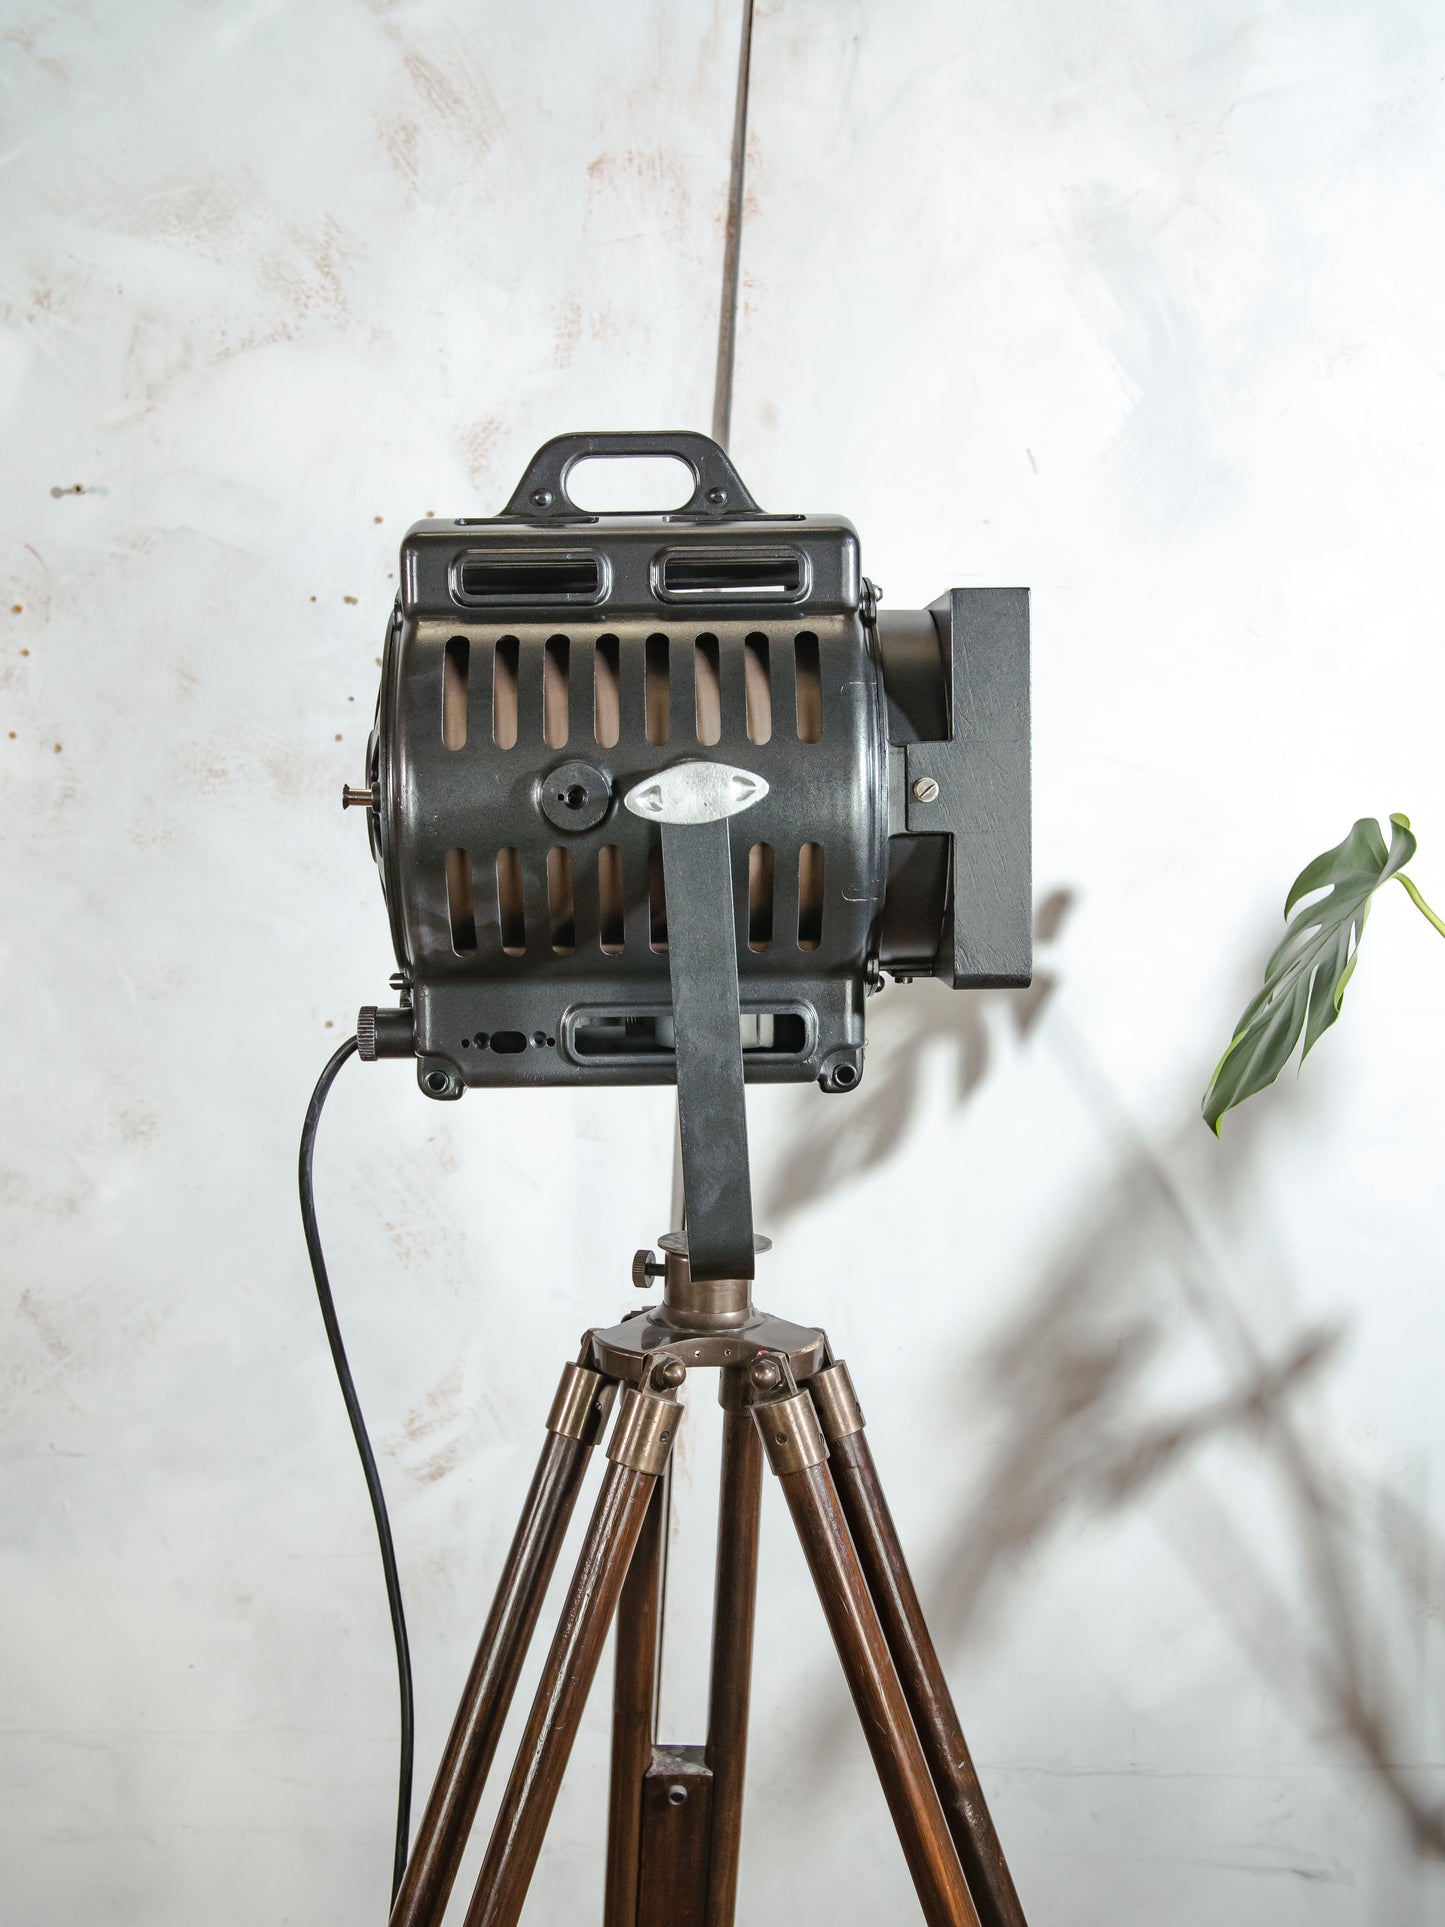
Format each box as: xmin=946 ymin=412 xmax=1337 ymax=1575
xmin=436 ymin=630 xmax=831 ymax=958
xmin=437 ymin=632 xmax=827 ymax=749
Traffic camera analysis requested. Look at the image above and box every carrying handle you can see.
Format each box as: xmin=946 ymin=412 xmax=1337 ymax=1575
xmin=502 ymin=432 xmax=761 ymax=520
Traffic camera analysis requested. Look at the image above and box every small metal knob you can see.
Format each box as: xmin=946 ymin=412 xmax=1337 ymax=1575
xmin=651 ymin=1357 xmax=686 ymax=1391
xmin=342 ymin=784 xmax=376 ymax=809
xmin=632 ymin=1249 xmax=666 ymax=1290
xmin=749 ymin=1357 xmax=782 ymax=1393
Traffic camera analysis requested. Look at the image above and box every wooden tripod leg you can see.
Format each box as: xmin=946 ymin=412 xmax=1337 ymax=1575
xmin=603 ymin=1468 xmax=669 ymax=1925
xmin=757 ymin=1385 xmax=980 ymax=1927
xmin=811 ymin=1363 xmax=1027 ymax=1927
xmin=462 ymin=1381 xmax=684 ymax=1927
xmin=390 ymin=1360 xmax=616 ymax=1927
xmin=703 ymin=1392 xmax=763 ymax=1927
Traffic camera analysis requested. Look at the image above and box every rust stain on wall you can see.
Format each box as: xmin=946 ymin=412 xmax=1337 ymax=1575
xmin=403 ymin=1360 xmax=464 ymax=1442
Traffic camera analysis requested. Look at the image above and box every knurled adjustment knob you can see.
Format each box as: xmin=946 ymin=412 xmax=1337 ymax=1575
xmin=357 ymin=1007 xmax=379 ymax=1061
xmin=632 ymin=1249 xmax=666 ymax=1290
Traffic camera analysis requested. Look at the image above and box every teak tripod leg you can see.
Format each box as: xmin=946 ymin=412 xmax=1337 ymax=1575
xmin=603 ymin=1469 xmax=669 ymax=1925
xmin=391 ymin=1361 xmax=616 ymax=1927
xmin=703 ymin=1395 xmax=764 ymax=1927
xmin=756 ymin=1385 xmax=980 ymax=1927
xmin=811 ymin=1363 xmax=1027 ymax=1927
xmin=463 ymin=1381 xmax=684 ymax=1927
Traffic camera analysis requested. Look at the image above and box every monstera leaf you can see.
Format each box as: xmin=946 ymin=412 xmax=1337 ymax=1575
xmin=1203 ymin=814 xmax=1441 ymax=1135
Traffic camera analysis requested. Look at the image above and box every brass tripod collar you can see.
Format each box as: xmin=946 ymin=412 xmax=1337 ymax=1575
xmin=607 ymin=1382 xmax=684 ymax=1475
xmin=545 ymin=1361 xmax=617 ymax=1445
xmin=808 ymin=1359 xmax=866 ymax=1442
xmin=750 ymin=1387 xmax=828 ymax=1477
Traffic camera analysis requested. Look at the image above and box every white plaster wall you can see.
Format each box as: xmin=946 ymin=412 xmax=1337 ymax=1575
xmin=3 ymin=3 xmax=1444 ymax=1923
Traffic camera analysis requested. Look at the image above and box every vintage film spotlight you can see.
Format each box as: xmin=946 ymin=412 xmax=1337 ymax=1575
xmin=326 ymin=432 xmax=1031 ymax=1926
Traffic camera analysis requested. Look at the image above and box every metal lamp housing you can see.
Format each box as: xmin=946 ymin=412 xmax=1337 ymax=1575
xmin=357 ymin=433 xmax=1030 ymax=1099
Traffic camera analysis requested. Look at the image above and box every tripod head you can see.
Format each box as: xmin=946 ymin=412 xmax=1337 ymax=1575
xmin=344 ymin=432 xmax=1030 ymax=1278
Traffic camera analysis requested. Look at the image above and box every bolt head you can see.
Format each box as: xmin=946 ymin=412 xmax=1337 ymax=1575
xmin=912 ymin=775 xmax=940 ymax=804
xmin=652 ymin=1357 xmax=686 ymax=1390
xmin=705 ymin=486 xmax=727 ymax=505
xmin=529 ymin=487 xmax=553 ymax=508
xmin=749 ymin=1357 xmax=782 ymax=1392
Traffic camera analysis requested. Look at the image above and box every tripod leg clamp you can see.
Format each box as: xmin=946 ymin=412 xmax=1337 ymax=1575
xmin=546 ymin=1362 xmax=616 ymax=1446
xmin=753 ymin=1390 xmax=828 ymax=1477
xmin=808 ymin=1360 xmax=866 ymax=1443
xmin=608 ymin=1384 xmax=683 ymax=1475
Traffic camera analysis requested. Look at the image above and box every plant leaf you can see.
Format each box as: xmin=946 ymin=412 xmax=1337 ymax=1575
xmin=1202 ymin=815 xmax=1417 ymax=1135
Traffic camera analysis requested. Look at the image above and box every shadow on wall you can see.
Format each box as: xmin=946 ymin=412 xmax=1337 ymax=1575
xmin=761 ymin=887 xmax=1076 ymax=1229
xmin=772 ymin=894 xmax=1445 ymax=1865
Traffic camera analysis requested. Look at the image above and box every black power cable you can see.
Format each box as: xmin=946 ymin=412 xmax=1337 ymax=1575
xmin=298 ymin=1035 xmax=413 ymax=1905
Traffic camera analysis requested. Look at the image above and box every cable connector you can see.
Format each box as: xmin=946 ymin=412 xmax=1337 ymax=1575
xmin=357 ymin=1006 xmax=416 ymax=1061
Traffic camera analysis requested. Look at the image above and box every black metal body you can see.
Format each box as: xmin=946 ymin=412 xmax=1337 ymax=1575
xmin=356 ymin=433 xmax=1030 ymax=1100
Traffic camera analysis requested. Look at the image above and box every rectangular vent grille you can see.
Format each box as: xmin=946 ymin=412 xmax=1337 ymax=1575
xmin=442 ymin=637 xmax=468 ymax=750
xmin=445 ymin=848 xmax=476 ymax=954
xmin=748 ymin=843 xmax=774 ymax=951
xmin=655 ymin=549 xmax=805 ymax=599
xmin=570 ymin=1010 xmax=809 ymax=1058
xmin=495 ymin=848 xmax=525 ymax=956
xmin=454 ymin=552 xmax=603 ymax=604
xmin=442 ymin=840 xmax=825 ymax=958
xmin=438 ymin=631 xmax=826 ymax=750
xmin=598 ymin=844 xmax=624 ymax=953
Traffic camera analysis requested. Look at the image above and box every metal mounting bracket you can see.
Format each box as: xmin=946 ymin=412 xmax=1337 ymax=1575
xmin=630 ymin=761 xmax=763 ymax=1283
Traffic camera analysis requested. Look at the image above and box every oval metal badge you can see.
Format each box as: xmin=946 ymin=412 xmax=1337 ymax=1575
xmin=623 ymin=759 xmax=769 ymax=826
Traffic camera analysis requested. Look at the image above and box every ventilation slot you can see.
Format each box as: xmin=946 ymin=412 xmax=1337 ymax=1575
xmin=496 ymin=848 xmax=525 ymax=956
xmin=656 ymin=549 xmax=804 ymax=598
xmin=598 ymin=845 xmax=624 ymax=954
xmin=493 ymin=636 xmax=519 ymax=748
xmin=744 ymin=633 xmax=771 ymax=743
xmin=648 ymin=844 xmax=667 ymax=952
xmin=594 ymin=635 xmax=620 ymax=748
xmin=455 ymin=552 xmax=601 ymax=603
xmin=747 ymin=843 xmax=774 ymax=951
xmin=547 ymin=847 xmax=575 ymax=954
xmin=444 ymin=848 xmax=476 ymax=954
xmin=794 ymin=632 xmax=822 ymax=742
xmin=645 ymin=633 xmax=670 ymax=745
xmin=543 ymin=635 xmax=569 ymax=748
xmin=798 ymin=842 xmax=824 ymax=950
xmin=694 ymin=633 xmax=721 ymax=744
xmin=442 ymin=637 xmax=469 ymax=749
xmin=571 ymin=1010 xmax=809 ymax=1058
